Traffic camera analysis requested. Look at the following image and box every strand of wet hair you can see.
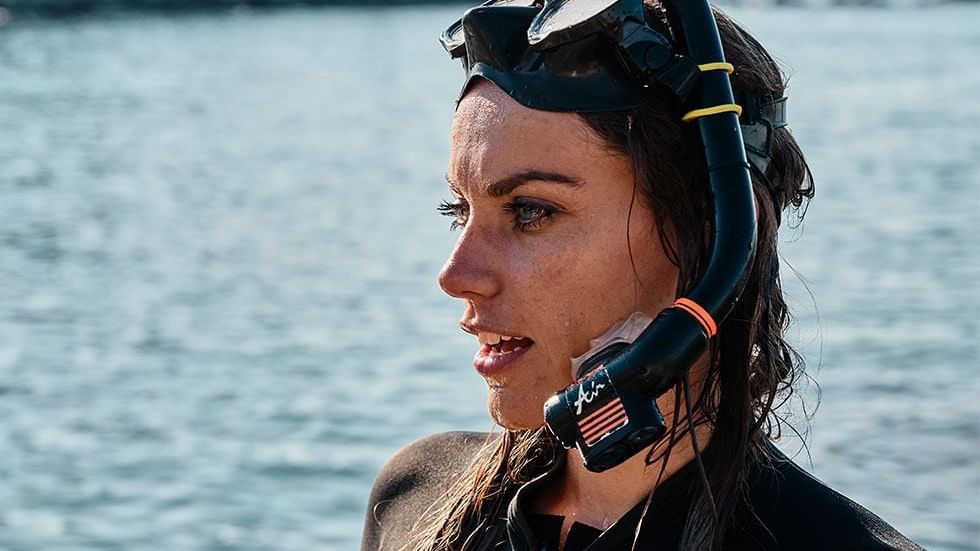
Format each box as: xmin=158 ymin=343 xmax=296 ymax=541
xmin=630 ymin=388 xmax=679 ymax=551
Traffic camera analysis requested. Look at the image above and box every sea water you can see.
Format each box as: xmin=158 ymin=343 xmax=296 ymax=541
xmin=0 ymin=5 xmax=977 ymax=550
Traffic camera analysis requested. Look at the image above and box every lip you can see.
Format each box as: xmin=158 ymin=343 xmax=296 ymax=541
xmin=459 ymin=321 xmax=522 ymax=338
xmin=473 ymin=343 xmax=532 ymax=377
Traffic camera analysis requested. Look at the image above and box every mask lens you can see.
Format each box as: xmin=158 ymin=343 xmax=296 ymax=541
xmin=440 ymin=18 xmax=466 ymax=57
xmin=528 ymin=0 xmax=621 ymax=47
xmin=441 ymin=0 xmax=540 ymax=58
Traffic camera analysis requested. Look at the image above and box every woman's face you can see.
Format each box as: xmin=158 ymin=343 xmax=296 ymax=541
xmin=439 ymin=82 xmax=680 ymax=430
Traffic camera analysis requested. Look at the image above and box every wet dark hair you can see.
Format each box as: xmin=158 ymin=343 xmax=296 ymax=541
xmin=406 ymin=4 xmax=814 ymax=550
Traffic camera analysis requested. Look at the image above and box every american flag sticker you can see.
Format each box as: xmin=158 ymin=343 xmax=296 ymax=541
xmin=579 ymin=397 xmax=629 ymax=446
xmin=575 ymin=369 xmax=629 ymax=447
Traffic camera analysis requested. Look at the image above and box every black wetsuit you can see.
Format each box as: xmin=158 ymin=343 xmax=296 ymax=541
xmin=361 ymin=432 xmax=924 ymax=550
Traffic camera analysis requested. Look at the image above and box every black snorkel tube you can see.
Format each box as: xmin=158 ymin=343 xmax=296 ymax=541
xmin=541 ymin=0 xmax=757 ymax=472
xmin=440 ymin=0 xmax=758 ymax=472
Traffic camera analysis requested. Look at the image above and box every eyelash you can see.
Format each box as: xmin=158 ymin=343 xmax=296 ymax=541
xmin=437 ymin=199 xmax=469 ymax=232
xmin=436 ymin=198 xmax=557 ymax=233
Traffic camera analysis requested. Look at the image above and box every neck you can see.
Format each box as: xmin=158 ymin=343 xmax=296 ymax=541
xmin=530 ymin=364 xmax=714 ymax=532
xmin=546 ymin=419 xmax=712 ymax=529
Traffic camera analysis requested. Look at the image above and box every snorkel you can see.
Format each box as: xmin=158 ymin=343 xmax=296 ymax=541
xmin=441 ymin=0 xmax=766 ymax=472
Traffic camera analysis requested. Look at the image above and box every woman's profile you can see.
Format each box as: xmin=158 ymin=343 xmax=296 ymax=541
xmin=361 ymin=0 xmax=925 ymax=549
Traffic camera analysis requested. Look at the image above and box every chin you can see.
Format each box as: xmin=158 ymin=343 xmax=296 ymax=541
xmin=486 ymin=388 xmax=546 ymax=431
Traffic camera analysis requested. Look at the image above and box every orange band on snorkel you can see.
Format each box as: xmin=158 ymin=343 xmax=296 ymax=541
xmin=673 ymin=298 xmax=718 ymax=338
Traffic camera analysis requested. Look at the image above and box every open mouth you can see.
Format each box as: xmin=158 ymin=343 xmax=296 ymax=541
xmin=479 ymin=332 xmax=534 ymax=355
xmin=474 ymin=332 xmax=535 ymax=375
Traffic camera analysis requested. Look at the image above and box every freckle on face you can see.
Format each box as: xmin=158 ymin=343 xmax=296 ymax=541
xmin=440 ymin=82 xmax=679 ymax=430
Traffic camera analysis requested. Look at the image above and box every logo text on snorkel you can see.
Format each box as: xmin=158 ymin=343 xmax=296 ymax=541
xmin=574 ymin=379 xmax=606 ymax=416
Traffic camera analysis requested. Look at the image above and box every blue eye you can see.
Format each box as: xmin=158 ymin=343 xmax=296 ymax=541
xmin=504 ymin=199 xmax=556 ymax=232
xmin=438 ymin=197 xmax=557 ymax=233
xmin=437 ymin=199 xmax=469 ymax=231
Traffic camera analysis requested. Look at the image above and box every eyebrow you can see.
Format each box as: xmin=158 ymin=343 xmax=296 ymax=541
xmin=446 ymin=170 xmax=584 ymax=198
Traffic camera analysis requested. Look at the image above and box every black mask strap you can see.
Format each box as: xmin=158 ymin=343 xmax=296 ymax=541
xmin=737 ymin=92 xmax=788 ymax=174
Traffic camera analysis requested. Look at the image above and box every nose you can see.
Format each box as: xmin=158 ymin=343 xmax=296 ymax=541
xmin=438 ymin=224 xmax=501 ymax=300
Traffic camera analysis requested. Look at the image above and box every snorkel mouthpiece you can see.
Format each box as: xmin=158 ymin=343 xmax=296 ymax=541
xmin=442 ymin=0 xmax=760 ymax=472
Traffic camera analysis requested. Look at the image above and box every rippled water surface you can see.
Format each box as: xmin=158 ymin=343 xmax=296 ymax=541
xmin=0 ymin=5 xmax=977 ymax=550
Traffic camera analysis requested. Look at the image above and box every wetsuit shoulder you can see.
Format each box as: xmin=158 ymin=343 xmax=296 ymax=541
xmin=738 ymin=454 xmax=925 ymax=550
xmin=360 ymin=431 xmax=493 ymax=551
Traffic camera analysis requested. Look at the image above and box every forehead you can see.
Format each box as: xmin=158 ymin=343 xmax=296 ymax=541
xmin=449 ymin=81 xmax=614 ymax=188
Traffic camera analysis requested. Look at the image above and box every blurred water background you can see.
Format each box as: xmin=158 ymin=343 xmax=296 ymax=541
xmin=0 ymin=3 xmax=977 ymax=550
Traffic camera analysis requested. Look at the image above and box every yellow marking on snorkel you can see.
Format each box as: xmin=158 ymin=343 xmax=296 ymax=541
xmin=682 ymin=103 xmax=743 ymax=122
xmin=682 ymin=62 xmax=740 ymax=122
xmin=698 ymin=62 xmax=734 ymax=74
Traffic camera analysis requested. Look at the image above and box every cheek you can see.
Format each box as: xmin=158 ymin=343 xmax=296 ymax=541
xmin=502 ymin=234 xmax=585 ymax=328
xmin=503 ymin=229 xmax=625 ymax=369
xmin=548 ymin=224 xmax=643 ymax=315
xmin=524 ymin=217 xmax=675 ymax=350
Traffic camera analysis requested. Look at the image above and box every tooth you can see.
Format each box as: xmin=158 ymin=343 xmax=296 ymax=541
xmin=501 ymin=335 xmax=512 ymax=341
xmin=478 ymin=333 xmax=488 ymax=345
xmin=487 ymin=333 xmax=501 ymax=345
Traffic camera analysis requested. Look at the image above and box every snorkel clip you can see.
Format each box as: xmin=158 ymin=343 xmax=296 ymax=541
xmin=619 ymin=19 xmax=699 ymax=100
